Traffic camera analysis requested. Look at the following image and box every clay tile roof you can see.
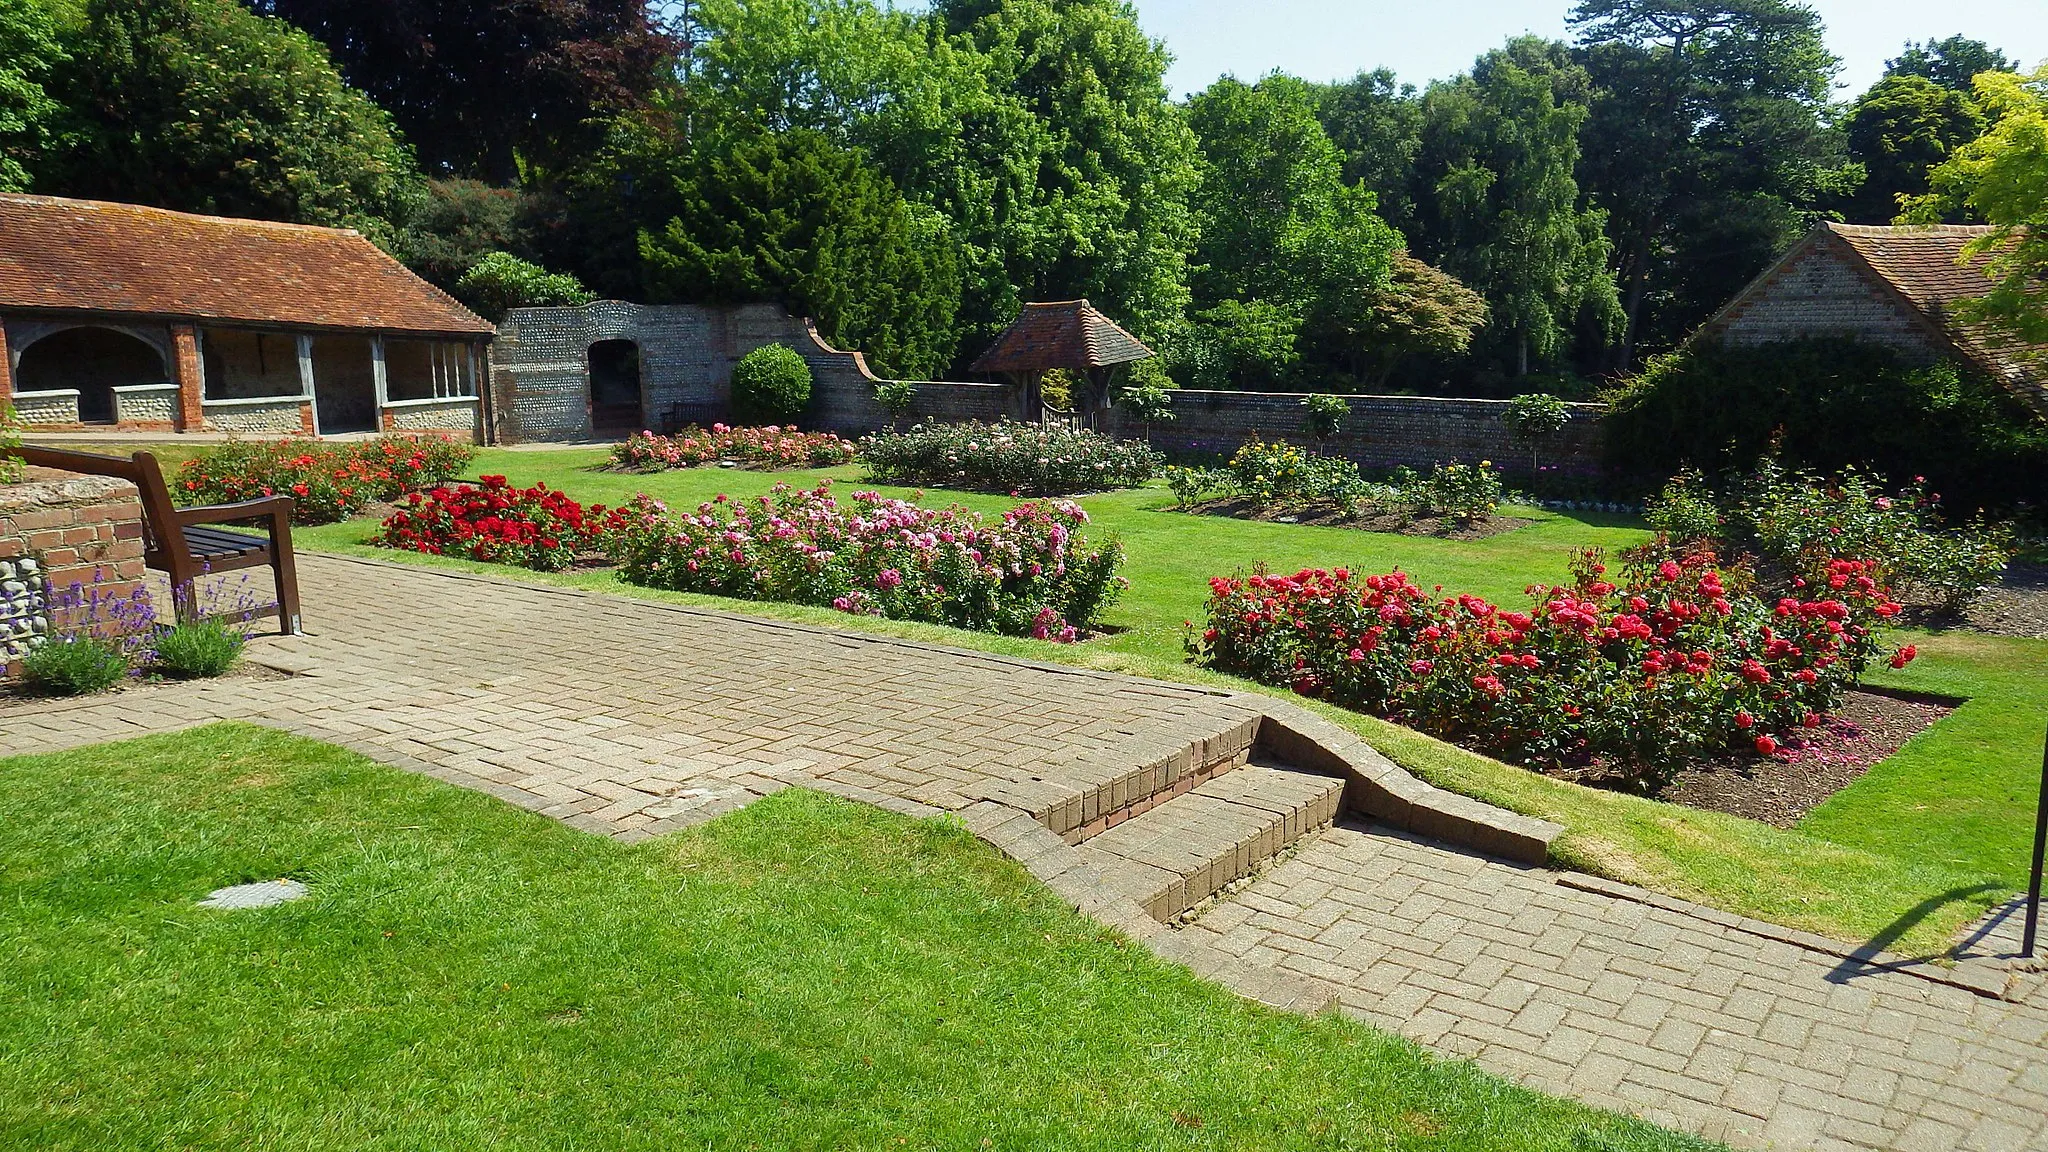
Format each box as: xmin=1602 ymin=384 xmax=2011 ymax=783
xmin=970 ymin=299 xmax=1154 ymax=375
xmin=1823 ymin=222 xmax=2045 ymax=416
xmin=0 ymin=194 xmax=494 ymax=338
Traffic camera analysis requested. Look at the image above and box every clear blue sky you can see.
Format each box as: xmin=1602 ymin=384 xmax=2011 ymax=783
xmin=1124 ymin=0 xmax=2048 ymax=99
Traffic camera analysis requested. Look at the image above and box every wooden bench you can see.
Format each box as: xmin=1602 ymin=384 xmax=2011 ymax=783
xmin=4 ymin=445 xmax=302 ymax=635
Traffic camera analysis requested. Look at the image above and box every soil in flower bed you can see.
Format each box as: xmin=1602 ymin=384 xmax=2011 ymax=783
xmin=0 ymin=660 xmax=291 ymax=716
xmin=1952 ymin=565 xmax=2048 ymax=640
xmin=1179 ymin=496 xmax=1534 ymax=541
xmin=1634 ymin=689 xmax=1956 ymax=827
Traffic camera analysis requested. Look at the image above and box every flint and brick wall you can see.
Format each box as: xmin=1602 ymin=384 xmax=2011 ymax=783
xmin=202 ymin=397 xmax=316 ymax=435
xmin=0 ymin=469 xmax=147 ymax=678
xmin=492 ymin=302 xmax=1003 ymax=442
xmin=381 ymin=397 xmax=483 ymax=440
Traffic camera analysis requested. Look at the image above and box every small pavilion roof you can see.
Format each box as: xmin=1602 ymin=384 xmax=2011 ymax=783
xmin=970 ymin=300 xmax=1154 ymax=375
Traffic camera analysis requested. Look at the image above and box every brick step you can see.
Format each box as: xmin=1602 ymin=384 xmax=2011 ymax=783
xmin=1074 ymin=759 xmax=1345 ymax=922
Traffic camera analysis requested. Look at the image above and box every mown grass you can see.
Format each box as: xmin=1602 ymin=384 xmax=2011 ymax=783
xmin=0 ymin=724 xmax=1714 ymax=1151
xmin=288 ymin=448 xmax=2046 ymax=958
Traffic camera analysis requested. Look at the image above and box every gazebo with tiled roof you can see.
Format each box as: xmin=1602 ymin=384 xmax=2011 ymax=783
xmin=970 ymin=299 xmax=1154 ymax=425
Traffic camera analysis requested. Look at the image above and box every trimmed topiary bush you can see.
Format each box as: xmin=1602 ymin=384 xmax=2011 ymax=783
xmin=730 ymin=344 xmax=814 ymax=426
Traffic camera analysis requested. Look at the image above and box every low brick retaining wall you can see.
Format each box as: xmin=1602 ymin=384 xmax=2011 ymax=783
xmin=0 ymin=468 xmax=148 ymax=677
xmin=1102 ymin=390 xmax=1608 ymax=478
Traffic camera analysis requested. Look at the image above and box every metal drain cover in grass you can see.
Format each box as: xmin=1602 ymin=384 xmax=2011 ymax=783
xmin=197 ymin=879 xmax=309 ymax=910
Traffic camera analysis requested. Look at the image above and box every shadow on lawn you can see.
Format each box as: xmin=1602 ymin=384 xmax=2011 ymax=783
xmin=1826 ymin=882 xmax=2005 ymax=980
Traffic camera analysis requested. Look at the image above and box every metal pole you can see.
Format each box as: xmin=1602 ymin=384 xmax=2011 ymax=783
xmin=2024 ymin=723 xmax=2047 ymax=958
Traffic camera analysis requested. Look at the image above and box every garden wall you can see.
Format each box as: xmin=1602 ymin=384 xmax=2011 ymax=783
xmin=1102 ymin=390 xmax=1608 ymax=477
xmin=490 ymin=302 xmax=1003 ymax=442
xmin=0 ymin=469 xmax=147 ymax=678
xmin=489 ymin=302 xmax=1606 ymax=475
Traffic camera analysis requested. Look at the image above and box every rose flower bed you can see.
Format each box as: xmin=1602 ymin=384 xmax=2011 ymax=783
xmin=177 ymin=436 xmax=474 ymax=524
xmin=373 ymin=476 xmax=622 ymax=571
xmin=1190 ymin=544 xmax=1915 ymax=788
xmin=606 ymin=426 xmax=856 ymax=472
xmin=859 ymin=421 xmax=1164 ymax=495
xmin=608 ymin=482 xmax=1127 ymax=641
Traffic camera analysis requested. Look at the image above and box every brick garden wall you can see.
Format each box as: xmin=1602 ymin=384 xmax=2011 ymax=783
xmin=0 ymin=469 xmax=147 ymax=678
xmin=1101 ymin=390 xmax=1608 ymax=478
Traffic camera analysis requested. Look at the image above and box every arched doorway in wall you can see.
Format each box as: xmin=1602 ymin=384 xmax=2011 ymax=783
xmin=14 ymin=327 xmax=170 ymax=423
xmin=587 ymin=340 xmax=643 ymax=435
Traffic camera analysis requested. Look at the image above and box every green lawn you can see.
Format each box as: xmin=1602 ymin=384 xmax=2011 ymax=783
xmin=0 ymin=724 xmax=1712 ymax=1151
xmin=288 ymin=448 xmax=2047 ymax=959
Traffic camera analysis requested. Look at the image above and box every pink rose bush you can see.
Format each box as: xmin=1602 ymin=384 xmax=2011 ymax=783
xmin=1190 ymin=544 xmax=1914 ymax=786
xmin=608 ymin=482 xmax=1128 ymax=640
xmin=606 ymin=425 xmax=856 ymax=472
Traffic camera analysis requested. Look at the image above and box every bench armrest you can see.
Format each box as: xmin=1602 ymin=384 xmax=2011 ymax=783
xmin=174 ymin=496 xmax=296 ymax=528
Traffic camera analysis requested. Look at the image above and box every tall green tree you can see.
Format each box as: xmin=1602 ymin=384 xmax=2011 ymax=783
xmin=1310 ymin=69 xmax=1424 ymax=240
xmin=1571 ymin=0 xmax=1851 ymax=368
xmin=246 ymin=0 xmax=677 ymax=183
xmin=48 ymin=0 xmax=422 ymax=240
xmin=682 ymin=0 xmax=1196 ymax=367
xmin=1413 ymin=38 xmax=1619 ymax=378
xmin=1887 ymin=36 xmax=2016 ymax=93
xmin=1906 ymin=66 xmax=2048 ymax=389
xmin=640 ymin=126 xmax=963 ymax=379
xmin=0 ymin=0 xmax=64 ymax=192
xmin=1183 ymin=73 xmax=1400 ymax=390
xmin=930 ymin=0 xmax=1197 ymax=351
xmin=1843 ymin=75 xmax=1986 ymax=223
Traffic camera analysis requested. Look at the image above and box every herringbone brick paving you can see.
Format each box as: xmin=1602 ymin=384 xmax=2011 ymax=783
xmin=3 ymin=554 xmax=2043 ymax=1151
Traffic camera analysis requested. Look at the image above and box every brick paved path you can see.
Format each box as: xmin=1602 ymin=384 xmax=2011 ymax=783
xmin=1181 ymin=826 xmax=2048 ymax=1151
xmin=3 ymin=555 xmax=2044 ymax=1151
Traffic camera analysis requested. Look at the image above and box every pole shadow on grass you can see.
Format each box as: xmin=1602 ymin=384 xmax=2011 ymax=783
xmin=1824 ymin=883 xmax=2005 ymax=983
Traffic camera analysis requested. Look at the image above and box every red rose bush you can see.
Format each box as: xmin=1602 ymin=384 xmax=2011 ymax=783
xmin=607 ymin=481 xmax=1127 ymax=640
xmin=375 ymin=476 xmax=621 ymax=571
xmin=1190 ymin=545 xmax=1914 ymax=786
xmin=606 ymin=425 xmax=856 ymax=472
xmin=177 ymin=435 xmax=474 ymax=524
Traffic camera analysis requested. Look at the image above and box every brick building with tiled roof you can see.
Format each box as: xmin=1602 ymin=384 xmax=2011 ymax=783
xmin=1700 ymin=222 xmax=2046 ymax=420
xmin=0 ymin=194 xmax=494 ymax=438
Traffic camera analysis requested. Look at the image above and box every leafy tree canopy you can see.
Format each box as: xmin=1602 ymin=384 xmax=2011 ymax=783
xmin=639 ymin=125 xmax=964 ymax=379
xmin=1414 ymin=37 xmax=1620 ymax=377
xmin=245 ymin=0 xmax=677 ymax=183
xmin=1309 ymin=69 xmax=1424 ymax=240
xmin=1843 ymin=75 xmax=1985 ymax=224
xmin=1182 ymin=73 xmax=1401 ymax=390
xmin=674 ymin=0 xmax=1195 ymax=370
xmin=455 ymin=251 xmax=594 ymax=322
xmin=45 ymin=0 xmax=423 ymax=242
xmin=394 ymin=179 xmax=544 ymax=293
xmin=0 ymin=0 xmax=65 ymax=192
xmin=1886 ymin=36 xmax=2016 ymax=93
xmin=1571 ymin=0 xmax=1851 ymax=367
xmin=1907 ymin=66 xmax=2048 ymax=383
xmin=1340 ymin=252 xmax=1489 ymax=390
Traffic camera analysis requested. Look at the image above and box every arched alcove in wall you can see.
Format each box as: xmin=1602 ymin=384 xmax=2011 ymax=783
xmin=587 ymin=340 xmax=643 ymax=434
xmin=13 ymin=326 xmax=172 ymax=423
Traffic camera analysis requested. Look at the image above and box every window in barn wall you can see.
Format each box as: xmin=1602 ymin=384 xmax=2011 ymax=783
xmin=202 ymin=329 xmax=302 ymax=399
xmin=383 ymin=339 xmax=479 ymax=402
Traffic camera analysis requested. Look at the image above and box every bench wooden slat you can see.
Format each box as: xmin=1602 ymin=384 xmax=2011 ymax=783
xmin=181 ymin=525 xmax=269 ymax=561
